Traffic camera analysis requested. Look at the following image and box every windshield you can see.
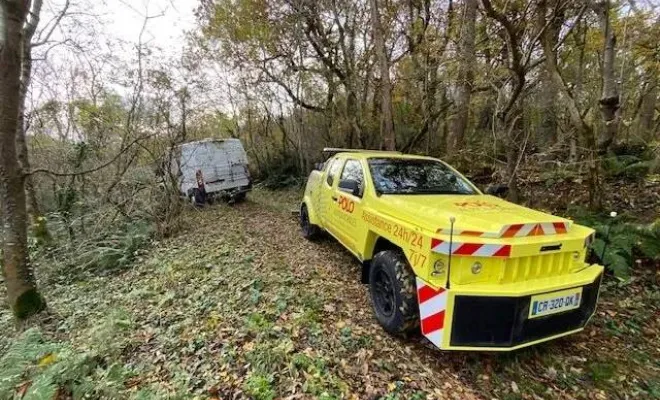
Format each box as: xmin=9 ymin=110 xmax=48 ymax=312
xmin=368 ymin=158 xmax=477 ymax=195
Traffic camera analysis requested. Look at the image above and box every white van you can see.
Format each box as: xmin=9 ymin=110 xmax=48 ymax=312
xmin=176 ymin=138 xmax=251 ymax=204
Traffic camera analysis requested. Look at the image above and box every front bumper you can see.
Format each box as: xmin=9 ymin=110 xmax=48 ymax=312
xmin=417 ymin=265 xmax=603 ymax=351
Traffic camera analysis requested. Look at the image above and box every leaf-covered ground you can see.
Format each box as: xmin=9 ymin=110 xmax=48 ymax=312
xmin=1 ymin=189 xmax=659 ymax=399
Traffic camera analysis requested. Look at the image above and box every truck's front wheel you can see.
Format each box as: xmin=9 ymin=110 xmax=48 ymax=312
xmin=369 ymin=250 xmax=419 ymax=336
xmin=300 ymin=204 xmax=320 ymax=240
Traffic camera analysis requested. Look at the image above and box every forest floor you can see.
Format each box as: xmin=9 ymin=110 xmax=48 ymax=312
xmin=1 ymin=189 xmax=659 ymax=400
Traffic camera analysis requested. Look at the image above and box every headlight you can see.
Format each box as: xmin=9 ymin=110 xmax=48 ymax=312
xmin=432 ymin=260 xmax=445 ymax=276
xmin=471 ymin=262 xmax=483 ymax=275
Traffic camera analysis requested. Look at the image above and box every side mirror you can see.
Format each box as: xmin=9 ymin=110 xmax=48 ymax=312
xmin=485 ymin=184 xmax=509 ymax=198
xmin=314 ymin=162 xmax=325 ymax=171
xmin=338 ymin=179 xmax=361 ymax=197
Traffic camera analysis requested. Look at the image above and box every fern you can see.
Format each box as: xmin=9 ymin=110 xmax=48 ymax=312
xmin=0 ymin=329 xmax=60 ymax=395
xmin=602 ymin=154 xmax=652 ymax=180
xmin=44 ymin=221 xmax=153 ymax=283
xmin=570 ymin=206 xmax=660 ymax=279
xmin=23 ymin=377 xmax=58 ymax=400
xmin=0 ymin=311 xmax=136 ymax=399
xmin=636 ymin=221 xmax=660 ymax=259
xmin=588 ymin=219 xmax=660 ymax=279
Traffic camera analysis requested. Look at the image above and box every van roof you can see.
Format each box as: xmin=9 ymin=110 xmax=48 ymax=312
xmin=177 ymin=138 xmax=240 ymax=147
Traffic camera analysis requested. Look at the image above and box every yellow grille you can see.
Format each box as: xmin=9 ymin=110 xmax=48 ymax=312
xmin=500 ymin=252 xmax=573 ymax=283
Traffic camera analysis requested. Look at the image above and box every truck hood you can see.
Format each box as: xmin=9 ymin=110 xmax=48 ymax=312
xmin=374 ymin=194 xmax=570 ymax=237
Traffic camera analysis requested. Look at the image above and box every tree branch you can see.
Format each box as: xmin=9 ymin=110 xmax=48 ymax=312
xmin=26 ymin=134 xmax=153 ymax=177
xmin=260 ymin=65 xmax=325 ymax=112
xmin=32 ymin=0 xmax=70 ymax=47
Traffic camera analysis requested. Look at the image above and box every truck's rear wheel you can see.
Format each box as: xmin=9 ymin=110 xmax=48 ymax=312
xmin=369 ymin=250 xmax=419 ymax=336
xmin=300 ymin=204 xmax=320 ymax=240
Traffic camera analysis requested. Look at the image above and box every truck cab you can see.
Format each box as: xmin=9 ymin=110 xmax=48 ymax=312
xmin=300 ymin=149 xmax=603 ymax=351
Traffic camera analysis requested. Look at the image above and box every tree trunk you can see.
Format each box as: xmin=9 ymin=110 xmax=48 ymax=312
xmin=571 ymin=21 xmax=587 ymax=163
xmin=540 ymin=0 xmax=601 ymax=208
xmin=595 ymin=0 xmax=619 ymax=153
xmin=0 ymin=0 xmax=47 ymax=319
xmin=369 ymin=0 xmax=396 ymax=150
xmin=504 ymin=115 xmax=523 ymax=203
xmin=448 ymin=0 xmax=477 ymax=154
xmin=16 ymin=0 xmax=50 ymax=245
xmin=637 ymin=79 xmax=657 ymax=142
xmin=538 ymin=70 xmax=558 ymax=147
xmin=537 ymin=9 xmax=562 ymax=148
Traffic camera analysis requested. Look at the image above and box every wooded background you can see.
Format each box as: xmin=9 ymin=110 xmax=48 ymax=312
xmin=191 ymin=0 xmax=660 ymax=203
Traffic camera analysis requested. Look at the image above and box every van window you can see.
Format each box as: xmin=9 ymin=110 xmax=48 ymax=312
xmin=326 ymin=158 xmax=343 ymax=187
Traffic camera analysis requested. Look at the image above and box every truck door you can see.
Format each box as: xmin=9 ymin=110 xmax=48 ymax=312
xmin=333 ymin=159 xmax=367 ymax=257
xmin=318 ymin=157 xmax=344 ymax=238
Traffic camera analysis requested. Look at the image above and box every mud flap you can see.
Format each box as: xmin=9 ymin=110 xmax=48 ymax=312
xmin=416 ymin=278 xmax=448 ymax=349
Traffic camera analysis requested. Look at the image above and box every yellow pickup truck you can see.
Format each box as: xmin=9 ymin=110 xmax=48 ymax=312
xmin=300 ymin=149 xmax=603 ymax=351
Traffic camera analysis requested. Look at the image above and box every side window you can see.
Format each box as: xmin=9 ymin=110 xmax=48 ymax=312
xmin=326 ymin=158 xmax=343 ymax=187
xmin=340 ymin=159 xmax=365 ymax=195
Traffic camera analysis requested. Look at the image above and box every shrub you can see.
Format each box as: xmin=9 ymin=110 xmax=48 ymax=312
xmin=571 ymin=208 xmax=660 ymax=279
xmin=602 ymin=154 xmax=651 ymax=181
xmin=43 ymin=220 xmax=153 ymax=282
xmin=603 ymin=143 xmax=656 ymax=181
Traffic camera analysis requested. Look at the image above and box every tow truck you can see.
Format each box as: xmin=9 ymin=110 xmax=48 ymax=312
xmin=300 ymin=149 xmax=603 ymax=351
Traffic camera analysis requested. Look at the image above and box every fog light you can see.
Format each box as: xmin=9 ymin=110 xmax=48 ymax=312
xmin=471 ymin=262 xmax=483 ymax=275
xmin=432 ymin=260 xmax=445 ymax=276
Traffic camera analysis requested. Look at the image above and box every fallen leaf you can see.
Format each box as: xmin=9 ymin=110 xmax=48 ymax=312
xmin=38 ymin=353 xmax=56 ymax=367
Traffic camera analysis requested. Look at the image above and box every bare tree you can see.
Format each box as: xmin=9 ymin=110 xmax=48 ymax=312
xmin=636 ymin=78 xmax=657 ymax=141
xmin=480 ymin=0 xmax=532 ymax=202
xmin=0 ymin=0 xmax=47 ymax=319
xmin=15 ymin=0 xmax=70 ymax=245
xmin=539 ymin=1 xmax=601 ymax=208
xmin=537 ymin=2 xmax=562 ymax=147
xmin=595 ymin=0 xmax=620 ymax=153
xmin=449 ymin=0 xmax=477 ymax=154
xmin=370 ymin=0 xmax=396 ymax=150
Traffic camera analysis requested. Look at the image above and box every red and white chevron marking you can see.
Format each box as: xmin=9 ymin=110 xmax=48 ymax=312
xmin=436 ymin=221 xmax=571 ymax=238
xmin=499 ymin=222 xmax=570 ymax=238
xmin=417 ymin=278 xmax=447 ymax=348
xmin=431 ymin=238 xmax=511 ymax=257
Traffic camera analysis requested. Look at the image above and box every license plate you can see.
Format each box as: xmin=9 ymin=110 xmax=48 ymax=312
xmin=529 ymin=287 xmax=583 ymax=319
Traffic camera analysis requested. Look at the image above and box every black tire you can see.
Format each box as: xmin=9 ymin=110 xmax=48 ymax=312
xmin=300 ymin=204 xmax=320 ymax=240
xmin=192 ymin=188 xmax=206 ymax=206
xmin=369 ymin=250 xmax=419 ymax=336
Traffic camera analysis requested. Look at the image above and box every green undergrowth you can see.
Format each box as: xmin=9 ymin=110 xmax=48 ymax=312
xmin=0 ymin=310 xmax=137 ymax=399
xmin=37 ymin=220 xmax=154 ymax=284
xmin=568 ymin=206 xmax=660 ymax=279
xmin=1 ymin=189 xmax=658 ymax=399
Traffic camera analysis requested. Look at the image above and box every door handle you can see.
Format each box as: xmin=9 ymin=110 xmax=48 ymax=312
xmin=331 ymin=196 xmax=338 ymax=202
